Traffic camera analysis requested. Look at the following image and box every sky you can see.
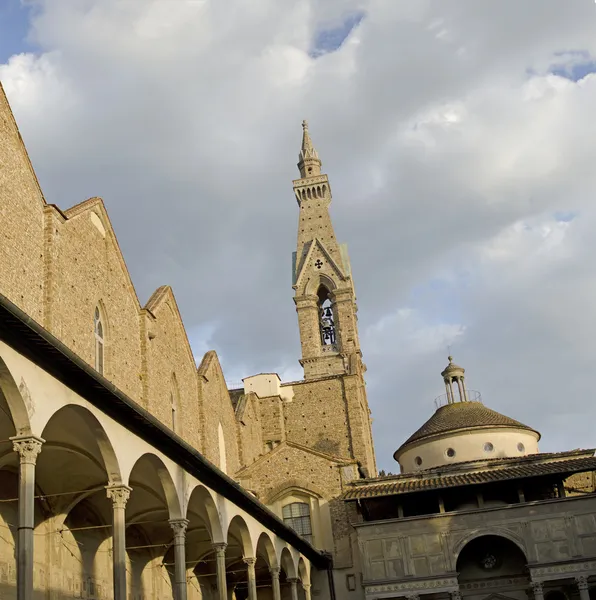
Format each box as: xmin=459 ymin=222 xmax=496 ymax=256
xmin=2 ymin=0 xmax=596 ymax=473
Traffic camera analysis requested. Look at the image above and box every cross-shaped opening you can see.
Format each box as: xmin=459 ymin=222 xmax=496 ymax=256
xmin=315 ymin=259 xmax=323 ymax=269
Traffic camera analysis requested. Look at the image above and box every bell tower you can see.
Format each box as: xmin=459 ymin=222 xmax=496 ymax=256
xmin=292 ymin=121 xmax=363 ymax=380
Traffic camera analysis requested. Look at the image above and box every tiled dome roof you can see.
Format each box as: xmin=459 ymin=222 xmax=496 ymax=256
xmin=399 ymin=401 xmax=539 ymax=450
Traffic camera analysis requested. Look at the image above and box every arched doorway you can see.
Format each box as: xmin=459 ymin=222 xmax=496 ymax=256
xmin=456 ymin=535 xmax=529 ymax=596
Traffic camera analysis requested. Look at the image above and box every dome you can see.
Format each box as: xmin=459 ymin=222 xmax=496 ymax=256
xmin=394 ymin=401 xmax=541 ymax=472
xmin=402 ymin=401 xmax=538 ymax=448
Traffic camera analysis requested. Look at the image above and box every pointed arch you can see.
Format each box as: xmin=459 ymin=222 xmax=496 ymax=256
xmin=170 ymin=372 xmax=180 ymax=433
xmin=93 ymin=302 xmax=106 ymax=375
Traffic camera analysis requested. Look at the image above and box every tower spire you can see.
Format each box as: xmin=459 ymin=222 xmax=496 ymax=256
xmin=298 ymin=119 xmax=322 ymax=178
xmin=291 ymin=120 xmax=362 ymax=379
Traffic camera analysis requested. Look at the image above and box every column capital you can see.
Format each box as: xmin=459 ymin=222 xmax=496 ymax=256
xmin=243 ymin=557 xmax=257 ymax=567
xmin=531 ymin=582 xmax=544 ymax=594
xmin=11 ymin=435 xmax=44 ymax=465
xmin=576 ymin=576 xmax=589 ymax=591
xmin=212 ymin=542 xmax=227 ymax=556
xmin=287 ymin=578 xmax=301 ymax=585
xmin=270 ymin=566 xmax=281 ymax=579
xmin=450 ymin=591 xmax=462 ymax=600
xmin=303 ymin=583 xmax=312 ymax=590
xmin=169 ymin=518 xmax=189 ymax=537
xmin=106 ymin=484 xmax=132 ymax=509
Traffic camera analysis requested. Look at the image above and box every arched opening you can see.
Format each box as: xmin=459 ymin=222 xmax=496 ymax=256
xmin=317 ymin=285 xmax=336 ymax=349
xmin=126 ymin=453 xmax=182 ymax=600
xmin=94 ymin=305 xmax=105 ymax=375
xmin=34 ymin=405 xmax=123 ymax=599
xmin=456 ymin=535 xmax=529 ymax=586
xmin=223 ymin=515 xmax=253 ymax=599
xmin=298 ymin=557 xmax=310 ymax=599
xmin=280 ymin=546 xmax=298 ymax=597
xmin=186 ymin=485 xmax=224 ymax=599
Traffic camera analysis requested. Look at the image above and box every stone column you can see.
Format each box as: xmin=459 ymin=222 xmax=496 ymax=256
xmin=576 ymin=576 xmax=591 ymax=600
xmin=106 ymin=484 xmax=132 ymax=600
xmin=11 ymin=435 xmax=43 ymax=600
xmin=213 ymin=542 xmax=228 ymax=600
xmin=531 ymin=581 xmax=545 ymax=600
xmin=303 ymin=582 xmax=312 ymax=600
xmin=243 ymin=557 xmax=257 ymax=600
xmin=270 ymin=566 xmax=281 ymax=600
xmin=288 ymin=578 xmax=300 ymax=600
xmin=170 ymin=518 xmax=189 ymax=600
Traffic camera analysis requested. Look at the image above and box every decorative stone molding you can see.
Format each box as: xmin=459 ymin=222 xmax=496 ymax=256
xmin=106 ymin=484 xmax=132 ymax=509
xmin=366 ymin=577 xmax=458 ymax=595
xmin=450 ymin=591 xmax=462 ymax=600
xmin=270 ymin=566 xmax=281 ymax=579
xmin=11 ymin=435 xmax=44 ymax=465
xmin=460 ymin=577 xmax=528 ymax=591
xmin=169 ymin=518 xmax=189 ymax=538
xmin=531 ymin=561 xmax=596 ymax=580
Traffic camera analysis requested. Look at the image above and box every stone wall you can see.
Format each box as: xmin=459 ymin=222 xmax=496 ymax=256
xmin=0 ymin=84 xmax=45 ymax=324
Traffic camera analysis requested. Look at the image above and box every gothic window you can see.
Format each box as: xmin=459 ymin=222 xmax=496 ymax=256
xmin=170 ymin=374 xmax=180 ymax=434
xmin=282 ymin=502 xmax=312 ymax=544
xmin=317 ymin=286 xmax=336 ymax=348
xmin=94 ymin=306 xmax=104 ymax=375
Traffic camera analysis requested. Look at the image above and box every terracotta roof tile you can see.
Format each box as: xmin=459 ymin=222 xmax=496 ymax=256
xmin=344 ymin=453 xmax=596 ymax=500
xmin=399 ymin=401 xmax=538 ymax=451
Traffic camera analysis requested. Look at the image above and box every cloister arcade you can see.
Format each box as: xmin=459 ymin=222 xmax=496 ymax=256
xmin=0 ymin=310 xmax=325 ymax=600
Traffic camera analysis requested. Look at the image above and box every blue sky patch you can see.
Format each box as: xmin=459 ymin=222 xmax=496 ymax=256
xmin=554 ymin=211 xmax=578 ymax=223
xmin=310 ymin=11 xmax=365 ymax=58
xmin=549 ymin=50 xmax=596 ymax=82
xmin=0 ymin=0 xmax=36 ymax=63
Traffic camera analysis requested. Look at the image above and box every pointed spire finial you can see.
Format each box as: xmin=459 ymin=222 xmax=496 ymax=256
xmin=297 ymin=119 xmax=321 ymax=177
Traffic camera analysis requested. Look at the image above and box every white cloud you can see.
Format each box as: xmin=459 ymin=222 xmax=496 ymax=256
xmin=3 ymin=0 xmax=596 ymax=470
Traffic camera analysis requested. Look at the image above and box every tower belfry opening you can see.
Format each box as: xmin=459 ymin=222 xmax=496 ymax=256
xmin=317 ymin=286 xmax=336 ymax=348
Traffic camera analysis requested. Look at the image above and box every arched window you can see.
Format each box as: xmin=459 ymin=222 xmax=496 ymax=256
xmin=170 ymin=374 xmax=179 ymax=434
xmin=94 ymin=306 xmax=104 ymax=375
xmin=317 ymin=286 xmax=336 ymax=348
xmin=218 ymin=422 xmax=227 ymax=474
xmin=282 ymin=502 xmax=313 ymax=544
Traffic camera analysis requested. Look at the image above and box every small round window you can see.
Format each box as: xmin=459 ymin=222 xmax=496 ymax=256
xmin=415 ymin=456 xmax=423 ymax=466
xmin=517 ymin=442 xmax=525 ymax=452
xmin=484 ymin=442 xmax=494 ymax=452
xmin=446 ymin=448 xmax=456 ymax=458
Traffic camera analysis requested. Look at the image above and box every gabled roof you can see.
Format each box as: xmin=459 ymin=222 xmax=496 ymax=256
xmin=294 ymin=238 xmax=347 ymax=290
xmin=344 ymin=449 xmax=596 ymax=500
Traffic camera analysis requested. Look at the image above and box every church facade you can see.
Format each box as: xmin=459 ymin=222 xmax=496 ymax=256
xmin=2 ymin=75 xmax=596 ymax=600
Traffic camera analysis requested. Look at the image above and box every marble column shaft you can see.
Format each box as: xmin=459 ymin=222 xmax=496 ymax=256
xmin=288 ymin=577 xmax=300 ymax=600
xmin=270 ymin=566 xmax=281 ymax=600
xmin=170 ymin=518 xmax=189 ymax=600
xmin=213 ymin=543 xmax=228 ymax=600
xmin=243 ymin=557 xmax=257 ymax=600
xmin=106 ymin=484 xmax=132 ymax=600
xmin=12 ymin=435 xmax=43 ymax=600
